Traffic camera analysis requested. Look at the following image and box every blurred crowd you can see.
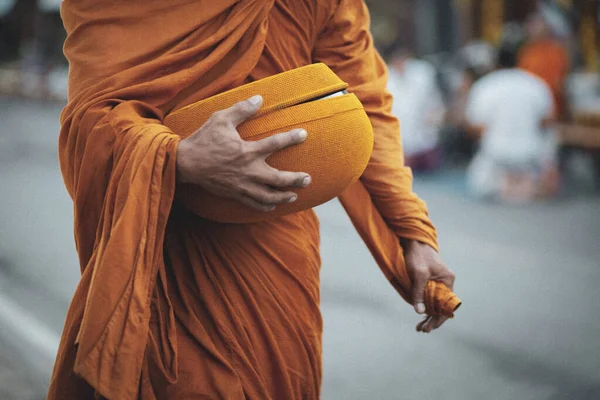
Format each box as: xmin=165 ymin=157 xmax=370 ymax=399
xmin=0 ymin=0 xmax=66 ymax=99
xmin=1 ymin=0 xmax=599 ymax=203
xmin=386 ymin=9 xmax=600 ymax=203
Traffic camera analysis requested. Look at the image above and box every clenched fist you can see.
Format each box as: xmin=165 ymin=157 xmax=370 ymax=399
xmin=403 ymin=239 xmax=456 ymax=333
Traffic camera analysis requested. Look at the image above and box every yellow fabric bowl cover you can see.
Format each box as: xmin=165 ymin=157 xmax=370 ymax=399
xmin=164 ymin=63 xmax=374 ymax=223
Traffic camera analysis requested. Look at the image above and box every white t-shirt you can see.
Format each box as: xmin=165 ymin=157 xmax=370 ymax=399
xmin=388 ymin=59 xmax=445 ymax=156
xmin=465 ymin=69 xmax=554 ymax=164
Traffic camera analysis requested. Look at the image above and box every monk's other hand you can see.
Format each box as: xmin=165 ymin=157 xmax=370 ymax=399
xmin=403 ymin=239 xmax=456 ymax=333
xmin=176 ymin=95 xmax=311 ymax=211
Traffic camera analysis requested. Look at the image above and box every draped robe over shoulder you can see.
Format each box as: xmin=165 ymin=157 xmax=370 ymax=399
xmin=48 ymin=1 xmax=443 ymax=399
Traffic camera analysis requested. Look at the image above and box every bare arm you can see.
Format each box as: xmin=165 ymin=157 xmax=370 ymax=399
xmin=313 ymin=0 xmax=456 ymax=332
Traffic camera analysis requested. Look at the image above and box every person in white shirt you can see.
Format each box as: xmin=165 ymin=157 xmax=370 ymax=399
xmin=388 ymin=50 xmax=446 ymax=171
xmin=465 ymin=45 xmax=559 ymax=202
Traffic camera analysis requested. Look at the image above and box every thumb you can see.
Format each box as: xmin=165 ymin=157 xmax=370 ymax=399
xmin=222 ymin=95 xmax=263 ymax=126
xmin=412 ymin=274 xmax=428 ymax=315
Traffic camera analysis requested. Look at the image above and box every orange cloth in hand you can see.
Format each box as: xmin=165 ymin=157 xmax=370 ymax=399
xmin=340 ymin=182 xmax=461 ymax=317
xmin=49 ymin=1 xmax=458 ymax=399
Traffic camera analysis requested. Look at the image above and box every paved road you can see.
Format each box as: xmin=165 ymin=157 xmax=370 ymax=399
xmin=1 ymin=98 xmax=599 ymax=400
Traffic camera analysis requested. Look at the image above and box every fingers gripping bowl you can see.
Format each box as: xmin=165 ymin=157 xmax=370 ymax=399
xmin=164 ymin=63 xmax=374 ymax=223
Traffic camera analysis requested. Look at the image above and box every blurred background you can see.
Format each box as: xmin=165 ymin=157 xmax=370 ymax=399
xmin=0 ymin=0 xmax=599 ymax=399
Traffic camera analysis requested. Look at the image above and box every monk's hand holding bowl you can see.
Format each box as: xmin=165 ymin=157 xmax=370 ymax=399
xmin=403 ymin=239 xmax=456 ymax=333
xmin=176 ymin=95 xmax=312 ymax=212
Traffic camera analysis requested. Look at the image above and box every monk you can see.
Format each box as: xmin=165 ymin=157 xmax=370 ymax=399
xmin=48 ymin=1 xmax=457 ymax=399
xmin=519 ymin=12 xmax=570 ymax=118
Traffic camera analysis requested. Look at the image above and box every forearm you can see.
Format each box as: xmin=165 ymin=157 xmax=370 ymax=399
xmin=358 ymin=86 xmax=438 ymax=250
xmin=60 ymin=100 xmax=181 ymax=258
xmin=58 ymin=99 xmax=181 ymax=397
xmin=360 ymin=151 xmax=439 ymax=251
xmin=312 ymin=0 xmax=438 ymax=249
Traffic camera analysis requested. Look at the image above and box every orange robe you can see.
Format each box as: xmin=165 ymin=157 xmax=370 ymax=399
xmin=519 ymin=39 xmax=569 ymax=116
xmin=48 ymin=1 xmax=442 ymax=399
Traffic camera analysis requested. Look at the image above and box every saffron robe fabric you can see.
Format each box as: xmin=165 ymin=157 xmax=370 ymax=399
xmin=48 ymin=1 xmax=443 ymax=399
xmin=518 ymin=39 xmax=569 ymax=117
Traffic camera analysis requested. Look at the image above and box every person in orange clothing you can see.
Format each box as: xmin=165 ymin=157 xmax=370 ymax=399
xmin=47 ymin=1 xmax=457 ymax=399
xmin=519 ymin=12 xmax=570 ymax=119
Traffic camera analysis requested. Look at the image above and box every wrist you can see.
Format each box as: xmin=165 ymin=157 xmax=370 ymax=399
xmin=401 ymin=238 xmax=419 ymax=248
xmin=402 ymin=238 xmax=433 ymax=253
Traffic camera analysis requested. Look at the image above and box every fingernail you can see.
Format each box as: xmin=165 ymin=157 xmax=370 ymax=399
xmin=302 ymin=176 xmax=311 ymax=187
xmin=416 ymin=303 xmax=426 ymax=314
xmin=288 ymin=195 xmax=297 ymax=203
xmin=249 ymin=95 xmax=262 ymax=106
xmin=296 ymin=129 xmax=307 ymax=141
xmin=265 ymin=205 xmax=275 ymax=212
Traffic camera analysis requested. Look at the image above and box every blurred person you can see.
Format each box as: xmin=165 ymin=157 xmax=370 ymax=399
xmin=518 ymin=12 xmax=570 ymax=119
xmin=465 ymin=45 xmax=560 ymax=203
xmin=388 ymin=49 xmax=446 ymax=171
xmin=0 ymin=0 xmax=36 ymax=62
xmin=449 ymin=67 xmax=480 ymax=130
xmin=442 ymin=66 xmax=483 ymax=164
xmin=457 ymin=40 xmax=496 ymax=77
xmin=22 ymin=0 xmax=65 ymax=99
xmin=440 ymin=41 xmax=496 ymax=165
xmin=48 ymin=1 xmax=457 ymax=399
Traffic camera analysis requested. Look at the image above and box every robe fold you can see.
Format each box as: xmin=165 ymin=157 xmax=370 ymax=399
xmin=48 ymin=1 xmax=447 ymax=399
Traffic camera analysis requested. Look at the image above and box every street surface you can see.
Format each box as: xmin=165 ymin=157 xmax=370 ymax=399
xmin=1 ymin=98 xmax=599 ymax=400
